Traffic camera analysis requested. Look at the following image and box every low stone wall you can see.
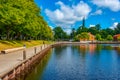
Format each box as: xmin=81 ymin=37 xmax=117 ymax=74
xmin=0 ymin=44 xmax=52 ymax=80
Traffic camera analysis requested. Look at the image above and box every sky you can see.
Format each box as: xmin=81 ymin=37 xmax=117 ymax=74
xmin=34 ymin=0 xmax=120 ymax=34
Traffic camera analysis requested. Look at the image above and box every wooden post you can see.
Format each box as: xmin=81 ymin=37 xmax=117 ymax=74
xmin=44 ymin=44 xmax=45 ymax=48
xmin=23 ymin=50 xmax=26 ymax=60
xmin=3 ymin=75 xmax=9 ymax=80
xmin=13 ymin=69 xmax=16 ymax=78
xmin=34 ymin=47 xmax=36 ymax=54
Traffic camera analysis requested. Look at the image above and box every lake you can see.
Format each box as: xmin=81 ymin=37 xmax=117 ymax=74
xmin=21 ymin=44 xmax=120 ymax=80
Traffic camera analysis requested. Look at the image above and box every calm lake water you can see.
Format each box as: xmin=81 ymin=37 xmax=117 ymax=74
xmin=23 ymin=44 xmax=120 ymax=80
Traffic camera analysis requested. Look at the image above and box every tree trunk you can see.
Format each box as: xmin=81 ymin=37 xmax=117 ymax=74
xmin=6 ymin=26 xmax=10 ymax=40
xmin=7 ymin=30 xmax=10 ymax=40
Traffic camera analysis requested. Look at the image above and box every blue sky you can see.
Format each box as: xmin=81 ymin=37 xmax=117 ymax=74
xmin=34 ymin=0 xmax=120 ymax=33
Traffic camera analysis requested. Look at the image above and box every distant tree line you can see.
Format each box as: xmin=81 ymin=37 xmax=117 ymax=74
xmin=71 ymin=23 xmax=120 ymax=41
xmin=53 ymin=27 xmax=69 ymax=41
xmin=53 ymin=23 xmax=120 ymax=41
xmin=0 ymin=0 xmax=53 ymax=40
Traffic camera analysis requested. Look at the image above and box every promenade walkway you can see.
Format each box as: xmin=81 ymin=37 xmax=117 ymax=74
xmin=0 ymin=44 xmax=48 ymax=78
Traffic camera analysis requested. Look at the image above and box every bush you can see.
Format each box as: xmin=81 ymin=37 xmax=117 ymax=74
xmin=118 ymin=37 xmax=120 ymax=41
xmin=106 ymin=35 xmax=113 ymax=41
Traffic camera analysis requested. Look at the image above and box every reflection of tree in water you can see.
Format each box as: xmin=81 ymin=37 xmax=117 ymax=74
xmin=103 ymin=45 xmax=113 ymax=50
xmin=73 ymin=44 xmax=97 ymax=58
xmin=77 ymin=44 xmax=88 ymax=58
xmin=114 ymin=47 xmax=120 ymax=61
xmin=24 ymin=50 xmax=52 ymax=80
xmin=54 ymin=44 xmax=67 ymax=58
xmin=95 ymin=44 xmax=102 ymax=55
xmin=114 ymin=47 xmax=120 ymax=54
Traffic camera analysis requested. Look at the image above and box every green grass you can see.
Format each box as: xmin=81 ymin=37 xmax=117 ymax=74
xmin=0 ymin=40 xmax=53 ymax=51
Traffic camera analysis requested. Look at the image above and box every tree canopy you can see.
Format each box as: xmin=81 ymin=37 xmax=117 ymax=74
xmin=53 ymin=26 xmax=69 ymax=41
xmin=0 ymin=0 xmax=53 ymax=40
xmin=73 ymin=23 xmax=120 ymax=41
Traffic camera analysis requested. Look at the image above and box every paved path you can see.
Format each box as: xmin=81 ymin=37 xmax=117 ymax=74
xmin=0 ymin=45 xmax=46 ymax=77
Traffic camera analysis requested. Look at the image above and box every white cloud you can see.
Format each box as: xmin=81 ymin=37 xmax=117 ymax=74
xmin=91 ymin=9 xmax=103 ymax=15
xmin=89 ymin=24 xmax=95 ymax=27
xmin=45 ymin=1 xmax=91 ymax=29
xmin=92 ymin=0 xmax=120 ymax=12
xmin=110 ymin=22 xmax=118 ymax=29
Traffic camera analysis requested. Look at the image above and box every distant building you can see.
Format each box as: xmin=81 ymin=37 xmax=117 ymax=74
xmin=80 ymin=33 xmax=95 ymax=41
xmin=113 ymin=34 xmax=120 ymax=41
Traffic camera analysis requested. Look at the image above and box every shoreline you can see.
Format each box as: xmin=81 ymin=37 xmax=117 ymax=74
xmin=0 ymin=41 xmax=120 ymax=80
xmin=0 ymin=44 xmax=53 ymax=80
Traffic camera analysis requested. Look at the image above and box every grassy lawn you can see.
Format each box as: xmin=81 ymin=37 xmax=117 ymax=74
xmin=0 ymin=40 xmax=53 ymax=51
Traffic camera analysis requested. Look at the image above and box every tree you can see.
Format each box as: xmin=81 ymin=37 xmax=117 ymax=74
xmin=95 ymin=34 xmax=102 ymax=41
xmin=118 ymin=37 xmax=120 ymax=41
xmin=106 ymin=35 xmax=113 ymax=41
xmin=115 ymin=23 xmax=120 ymax=34
xmin=70 ymin=28 xmax=76 ymax=39
xmin=0 ymin=0 xmax=53 ymax=40
xmin=95 ymin=24 xmax=101 ymax=31
xmin=78 ymin=32 xmax=89 ymax=41
xmin=99 ymin=29 xmax=108 ymax=39
xmin=88 ymin=27 xmax=98 ymax=35
xmin=74 ymin=35 xmax=79 ymax=41
xmin=76 ymin=26 xmax=88 ymax=35
xmin=105 ymin=28 xmax=115 ymax=36
xmin=53 ymin=27 xmax=64 ymax=40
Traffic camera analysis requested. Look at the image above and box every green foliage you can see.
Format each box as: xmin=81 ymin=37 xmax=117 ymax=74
xmin=105 ymin=28 xmax=115 ymax=36
xmin=88 ymin=27 xmax=98 ymax=35
xmin=79 ymin=32 xmax=89 ymax=40
xmin=107 ymin=35 xmax=113 ymax=41
xmin=53 ymin=26 xmax=69 ymax=40
xmin=74 ymin=32 xmax=89 ymax=41
xmin=118 ymin=37 xmax=120 ymax=41
xmin=53 ymin=27 xmax=63 ymax=40
xmin=99 ymin=29 xmax=108 ymax=39
xmin=76 ymin=26 xmax=88 ymax=34
xmin=95 ymin=34 xmax=102 ymax=41
xmin=74 ymin=35 xmax=79 ymax=41
xmin=0 ymin=0 xmax=53 ymax=40
xmin=70 ymin=28 xmax=76 ymax=39
xmin=115 ymin=23 xmax=120 ymax=34
xmin=74 ymin=23 xmax=120 ymax=41
xmin=95 ymin=24 xmax=101 ymax=31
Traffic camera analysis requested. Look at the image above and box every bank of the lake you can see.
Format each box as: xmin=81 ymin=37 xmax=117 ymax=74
xmin=22 ymin=44 xmax=120 ymax=80
xmin=1 ymin=42 xmax=120 ymax=80
xmin=0 ymin=40 xmax=53 ymax=51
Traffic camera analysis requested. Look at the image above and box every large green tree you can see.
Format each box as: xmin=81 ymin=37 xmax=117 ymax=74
xmin=77 ymin=32 xmax=89 ymax=41
xmin=76 ymin=26 xmax=88 ymax=34
xmin=88 ymin=27 xmax=98 ymax=35
xmin=95 ymin=34 xmax=102 ymax=41
xmin=0 ymin=0 xmax=53 ymax=40
xmin=106 ymin=35 xmax=113 ymax=41
xmin=53 ymin=27 xmax=64 ymax=40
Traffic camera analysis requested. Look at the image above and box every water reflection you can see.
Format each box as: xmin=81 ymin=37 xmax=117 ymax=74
xmin=23 ymin=50 xmax=52 ymax=80
xmin=114 ymin=47 xmax=120 ymax=54
xmin=23 ymin=44 xmax=120 ymax=80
